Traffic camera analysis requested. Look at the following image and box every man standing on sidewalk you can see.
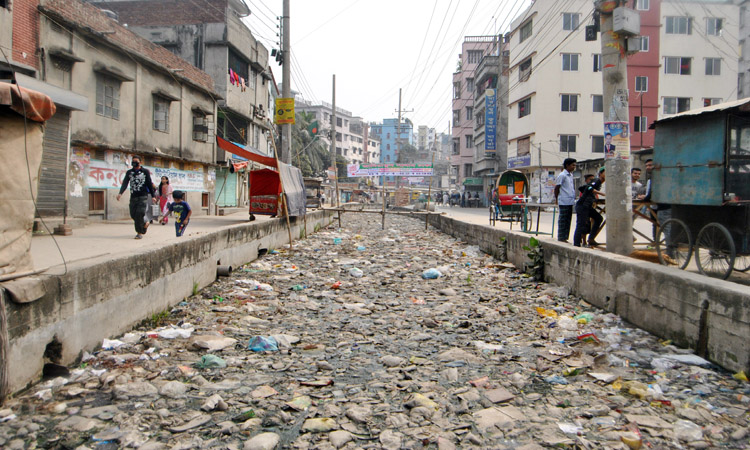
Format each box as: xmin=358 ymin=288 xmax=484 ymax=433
xmin=117 ymin=155 xmax=156 ymax=239
xmin=554 ymin=158 xmax=577 ymax=242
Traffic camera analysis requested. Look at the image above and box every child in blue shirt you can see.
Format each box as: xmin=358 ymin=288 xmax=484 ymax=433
xmin=168 ymin=190 xmax=192 ymax=237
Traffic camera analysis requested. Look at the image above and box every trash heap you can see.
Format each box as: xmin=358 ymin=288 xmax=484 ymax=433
xmin=0 ymin=214 xmax=748 ymax=449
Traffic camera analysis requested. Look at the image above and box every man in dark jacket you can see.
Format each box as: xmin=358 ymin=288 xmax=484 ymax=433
xmin=117 ymin=155 xmax=156 ymax=239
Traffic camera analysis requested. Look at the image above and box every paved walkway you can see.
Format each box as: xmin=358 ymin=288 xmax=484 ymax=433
xmin=30 ymin=210 xmax=273 ymax=273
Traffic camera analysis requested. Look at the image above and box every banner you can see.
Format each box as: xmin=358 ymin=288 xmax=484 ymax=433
xmin=274 ymin=98 xmax=295 ymax=124
xmin=508 ymin=155 xmax=531 ymax=168
xmin=347 ymin=163 xmax=433 ymax=177
xmin=604 ymin=121 xmax=631 ymax=160
xmin=86 ymin=159 xmax=205 ymax=192
xmin=485 ymin=89 xmax=497 ymax=153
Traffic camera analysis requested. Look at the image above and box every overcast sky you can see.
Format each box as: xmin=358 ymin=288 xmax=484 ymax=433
xmin=243 ymin=0 xmax=532 ymax=134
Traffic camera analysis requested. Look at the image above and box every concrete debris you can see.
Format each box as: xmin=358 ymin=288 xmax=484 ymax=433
xmin=0 ymin=214 xmax=747 ymax=449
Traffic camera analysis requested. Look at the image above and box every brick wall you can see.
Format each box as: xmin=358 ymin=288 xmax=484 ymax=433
xmin=11 ymin=0 xmax=40 ymax=69
xmin=97 ymin=0 xmax=226 ymax=26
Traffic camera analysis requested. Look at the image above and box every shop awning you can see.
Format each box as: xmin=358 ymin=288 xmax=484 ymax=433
xmin=217 ymin=136 xmax=277 ymax=168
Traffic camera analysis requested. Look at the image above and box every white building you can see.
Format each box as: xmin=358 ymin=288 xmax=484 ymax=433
xmin=506 ymin=0 xmax=738 ymax=202
xmin=296 ymin=100 xmax=367 ymax=165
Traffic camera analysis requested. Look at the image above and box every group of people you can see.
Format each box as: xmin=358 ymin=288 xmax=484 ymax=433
xmin=435 ymin=191 xmax=480 ymax=207
xmin=555 ymin=157 xmax=659 ymax=248
xmin=117 ymin=156 xmax=192 ymax=239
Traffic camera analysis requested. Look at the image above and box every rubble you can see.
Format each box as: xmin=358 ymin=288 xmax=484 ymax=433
xmin=1 ymin=214 xmax=748 ymax=448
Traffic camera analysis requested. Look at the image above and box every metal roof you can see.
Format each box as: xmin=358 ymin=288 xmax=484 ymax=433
xmin=651 ymin=98 xmax=750 ymax=128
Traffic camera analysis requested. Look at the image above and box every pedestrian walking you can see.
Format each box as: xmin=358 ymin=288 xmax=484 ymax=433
xmin=461 ymin=192 xmax=466 ymax=208
xmin=117 ymin=155 xmax=156 ymax=239
xmin=168 ymin=190 xmax=192 ymax=237
xmin=157 ymin=176 xmax=174 ymax=225
xmin=573 ymin=170 xmax=605 ymax=247
xmin=554 ymin=158 xmax=577 ymax=242
xmin=443 ymin=192 xmax=449 ymax=206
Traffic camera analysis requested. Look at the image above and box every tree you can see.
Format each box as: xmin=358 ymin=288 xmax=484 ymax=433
xmin=396 ymin=142 xmax=418 ymax=164
xmin=291 ymin=111 xmax=330 ymax=177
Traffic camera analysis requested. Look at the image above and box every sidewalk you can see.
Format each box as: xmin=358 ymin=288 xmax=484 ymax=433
xmin=30 ymin=210 xmax=272 ymax=273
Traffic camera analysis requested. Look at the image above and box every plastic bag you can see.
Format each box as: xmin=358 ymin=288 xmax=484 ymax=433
xmin=195 ymin=354 xmax=227 ymax=369
xmin=248 ymin=336 xmax=279 ymax=352
xmin=349 ymin=268 xmax=364 ymax=278
xmin=422 ymin=268 xmax=442 ymax=279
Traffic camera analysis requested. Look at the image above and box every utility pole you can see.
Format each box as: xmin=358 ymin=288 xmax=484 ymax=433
xmin=281 ymin=0 xmax=291 ymax=164
xmin=394 ymin=89 xmax=413 ymax=189
xmin=597 ymin=0 xmax=633 ymax=255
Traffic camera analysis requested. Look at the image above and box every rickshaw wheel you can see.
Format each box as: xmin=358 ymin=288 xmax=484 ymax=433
xmin=656 ymin=218 xmax=692 ymax=270
xmin=695 ymin=223 xmax=736 ymax=280
xmin=735 ymin=254 xmax=750 ymax=272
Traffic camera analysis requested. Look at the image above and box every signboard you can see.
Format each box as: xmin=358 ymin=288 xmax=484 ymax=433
xmin=86 ymin=160 xmax=205 ymax=192
xmin=462 ymin=177 xmax=483 ymax=186
xmin=274 ymin=98 xmax=295 ymax=124
xmin=485 ymin=89 xmax=497 ymax=153
xmin=347 ymin=163 xmax=433 ymax=177
xmin=604 ymin=121 xmax=631 ymax=160
xmin=508 ymin=155 xmax=531 ymax=168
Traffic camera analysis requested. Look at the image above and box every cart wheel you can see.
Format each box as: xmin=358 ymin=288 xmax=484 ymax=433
xmin=695 ymin=223 xmax=735 ymax=280
xmin=735 ymin=254 xmax=750 ymax=272
xmin=521 ymin=208 xmax=532 ymax=232
xmin=656 ymin=218 xmax=692 ymax=269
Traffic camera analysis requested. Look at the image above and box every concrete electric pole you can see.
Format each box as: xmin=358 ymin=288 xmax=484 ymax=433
xmin=596 ymin=0 xmax=636 ymax=256
xmin=281 ymin=0 xmax=291 ymax=164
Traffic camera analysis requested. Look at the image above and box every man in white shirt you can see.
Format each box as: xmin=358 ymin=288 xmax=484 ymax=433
xmin=554 ymin=158 xmax=577 ymax=242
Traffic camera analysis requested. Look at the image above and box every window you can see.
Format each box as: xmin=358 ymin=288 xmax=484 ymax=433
xmin=467 ymin=78 xmax=475 ymax=92
xmin=561 ymin=94 xmax=578 ymax=112
xmin=562 ymin=53 xmax=579 ymax=71
xmin=563 ymin=13 xmax=580 ymax=30
xmin=707 ymin=18 xmax=723 ymax=36
xmin=467 ymin=50 xmax=483 ymax=64
xmin=518 ymin=137 xmax=531 ymax=156
xmin=560 ymin=135 xmax=576 ymax=153
xmin=705 ymin=58 xmax=721 ymax=76
xmin=465 ymin=135 xmax=473 ymax=148
xmin=520 ymin=20 xmax=533 ymax=42
xmin=640 ymin=36 xmax=650 ymax=52
xmin=1 ymin=0 xmax=9 ymax=9
xmin=249 ymin=69 xmax=257 ymax=90
xmin=703 ymin=98 xmax=722 ymax=107
xmin=593 ymin=95 xmax=603 ymax=112
xmin=592 ymin=135 xmax=604 ymax=153
xmin=663 ymin=97 xmax=691 ymax=114
xmin=228 ymin=48 xmax=248 ymax=80
xmin=453 ymin=109 xmax=460 ymax=126
xmin=153 ymin=97 xmax=169 ymax=132
xmin=633 ymin=116 xmax=648 ymax=132
xmin=740 ymin=73 xmax=746 ymax=97
xmin=88 ymin=190 xmax=105 ymax=212
xmin=666 ymin=16 xmax=692 ymax=35
xmin=95 ymin=74 xmax=120 ymax=120
xmin=636 ymin=0 xmax=649 ymax=11
xmin=519 ymin=57 xmax=532 ymax=82
xmin=202 ymin=192 xmax=209 ymax=208
xmin=593 ymin=54 xmax=602 ymax=72
xmin=518 ymin=97 xmax=531 ymax=118
xmin=336 ymin=117 xmax=342 ymax=127
xmin=664 ymin=57 xmax=691 ymax=75
xmin=466 ymin=106 xmax=473 ymax=121
xmin=452 ymin=139 xmax=460 ymax=155
xmin=453 ymin=81 xmax=461 ymax=99
xmin=635 ymin=76 xmax=648 ymax=92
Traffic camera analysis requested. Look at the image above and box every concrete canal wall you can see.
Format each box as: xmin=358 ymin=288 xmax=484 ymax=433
xmin=423 ymin=213 xmax=750 ymax=374
xmin=2 ymin=210 xmax=336 ymax=394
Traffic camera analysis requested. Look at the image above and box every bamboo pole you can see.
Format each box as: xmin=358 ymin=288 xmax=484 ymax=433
xmin=425 ymin=151 xmax=435 ymax=230
xmin=381 ymin=175 xmax=386 ymax=230
xmin=267 ymin=125 xmax=294 ymax=250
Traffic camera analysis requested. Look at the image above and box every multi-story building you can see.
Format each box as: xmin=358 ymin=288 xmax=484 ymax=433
xmin=34 ymin=0 xmax=219 ymax=220
xmin=452 ymin=36 xmax=496 ymax=187
xmin=416 ymin=125 xmax=437 ymax=162
xmin=739 ymin=1 xmax=750 ymax=98
xmin=91 ymin=0 xmax=273 ymax=208
xmin=472 ymin=36 xmax=510 ymax=202
xmin=369 ymin=118 xmax=414 ymax=185
xmin=506 ymin=0 xmax=738 ymax=202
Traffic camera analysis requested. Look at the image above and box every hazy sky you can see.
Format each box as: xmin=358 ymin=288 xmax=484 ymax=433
xmin=243 ymin=0 xmax=532 ymax=134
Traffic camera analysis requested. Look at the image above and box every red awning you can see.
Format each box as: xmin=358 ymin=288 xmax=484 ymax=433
xmin=216 ymin=136 xmax=277 ymax=168
xmin=0 ymin=82 xmax=56 ymax=122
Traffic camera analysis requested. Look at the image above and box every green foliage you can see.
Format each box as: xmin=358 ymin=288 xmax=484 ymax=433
xmin=522 ymin=237 xmax=544 ymax=280
xmin=292 ymin=111 xmax=331 ymax=177
xmin=314 ymin=223 xmax=321 ymax=233
xmin=192 ymin=281 xmax=199 ymax=296
xmin=146 ymin=310 xmax=170 ymax=328
xmin=396 ymin=143 xmax=418 ymax=164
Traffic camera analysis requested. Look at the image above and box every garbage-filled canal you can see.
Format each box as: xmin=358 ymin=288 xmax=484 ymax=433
xmin=1 ymin=214 xmax=748 ymax=449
